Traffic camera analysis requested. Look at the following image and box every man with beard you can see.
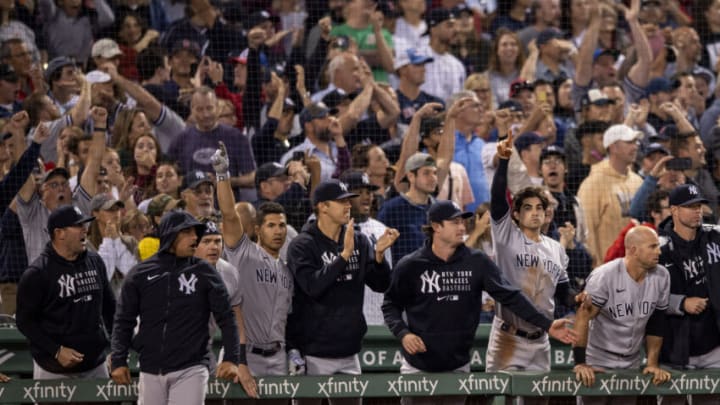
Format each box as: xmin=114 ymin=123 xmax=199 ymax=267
xmin=280 ymin=102 xmax=348 ymax=182
xmin=340 ymin=169 xmax=391 ymax=326
xmin=16 ymin=205 xmax=116 ymax=380
xmin=420 ymin=8 xmax=465 ymax=102
xmin=15 ymin=107 xmax=106 ymax=265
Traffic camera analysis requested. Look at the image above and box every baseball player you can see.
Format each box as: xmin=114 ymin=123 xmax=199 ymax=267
xmin=573 ymin=226 xmax=671 ymax=405
xmin=486 ymin=133 xmax=574 ymax=405
xmin=212 ymin=143 xmax=293 ymax=404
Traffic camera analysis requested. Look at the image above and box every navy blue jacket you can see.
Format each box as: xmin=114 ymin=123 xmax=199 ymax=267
xmin=383 ymin=241 xmax=553 ymax=372
xmin=286 ymin=221 xmax=391 ymax=357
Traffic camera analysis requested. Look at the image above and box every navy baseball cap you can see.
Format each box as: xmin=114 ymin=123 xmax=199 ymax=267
xmin=312 ymin=180 xmax=359 ymax=205
xmin=420 ymin=116 xmax=444 ymax=138
xmin=246 ymin=10 xmax=279 ymax=29
xmin=645 ymin=77 xmax=672 ymax=96
xmin=593 ymin=48 xmax=620 ymax=63
xmin=509 ymin=79 xmax=534 ymax=98
xmin=428 ymin=200 xmax=472 ymax=223
xmin=423 ymin=8 xmax=455 ymax=35
xmin=170 ymin=39 xmax=201 ymax=59
xmin=581 ymin=89 xmax=615 ymax=108
xmin=0 ymin=64 xmax=18 ymax=82
xmin=45 ymin=56 xmax=76 ymax=83
xmin=340 ymin=170 xmax=380 ymax=191
xmin=201 ymin=219 xmax=221 ymax=236
xmin=299 ymin=102 xmax=338 ymax=127
xmin=498 ymin=99 xmax=523 ymax=112
xmin=48 ymin=205 xmax=95 ymax=235
xmin=643 ymin=142 xmax=670 ymax=158
xmin=669 ymin=184 xmax=708 ymax=207
xmin=42 ymin=167 xmax=70 ymax=183
xmin=537 ymin=28 xmax=563 ymax=47
xmin=514 ymin=132 xmax=545 ymax=152
xmin=540 ymin=145 xmax=566 ymax=162
xmin=255 ymin=162 xmax=287 ymax=187
xmin=322 ymin=89 xmax=358 ymax=109
xmin=182 ymin=170 xmax=213 ymax=190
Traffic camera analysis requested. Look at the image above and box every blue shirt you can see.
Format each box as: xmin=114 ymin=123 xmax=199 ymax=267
xmin=454 ymin=131 xmax=489 ymax=211
xmin=377 ymin=194 xmax=430 ymax=264
xmin=397 ymin=90 xmax=445 ymax=125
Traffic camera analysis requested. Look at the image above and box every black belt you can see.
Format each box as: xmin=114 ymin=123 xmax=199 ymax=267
xmin=602 ymin=348 xmax=634 ymax=358
xmin=500 ymin=322 xmax=545 ymax=340
xmin=250 ymin=343 xmax=281 ymax=357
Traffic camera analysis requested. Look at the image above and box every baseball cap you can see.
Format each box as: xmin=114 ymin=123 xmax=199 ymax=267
xmin=312 ymin=180 xmax=359 ymax=205
xmin=246 ymin=10 xmax=279 ymax=29
xmin=201 ymin=219 xmax=221 ymax=236
xmin=170 ymin=39 xmax=201 ymax=59
xmin=228 ymin=49 xmax=248 ymax=65
xmin=540 ymin=145 xmax=566 ymax=163
xmin=420 ymin=116 xmax=444 ymax=138
xmin=645 ymin=77 xmax=672 ymax=96
xmin=405 ymin=152 xmax=436 ymax=173
xmin=44 ymin=56 xmax=76 ymax=83
xmin=90 ymin=193 xmax=125 ymax=212
xmin=537 ymin=28 xmax=563 ymax=47
xmin=423 ymin=8 xmax=455 ymax=35
xmin=182 ymin=170 xmax=213 ymax=190
xmin=47 ymin=205 xmax=95 ymax=236
xmin=377 ymin=0 xmax=401 ymax=18
xmin=147 ymin=193 xmax=186 ymax=217
xmin=322 ymin=89 xmax=357 ymax=109
xmin=299 ymin=102 xmax=338 ymax=127
xmin=428 ymin=200 xmax=472 ymax=223
xmin=641 ymin=0 xmax=661 ymax=6
xmin=643 ymin=142 xmax=670 ymax=158
xmin=509 ymin=79 xmax=534 ymax=99
xmin=340 ymin=169 xmax=380 ymax=191
xmin=603 ymin=124 xmax=644 ymax=149
xmin=498 ymin=99 xmax=523 ymax=112
xmin=394 ymin=47 xmax=434 ymax=70
xmin=593 ymin=48 xmax=620 ymax=63
xmin=650 ymin=124 xmax=677 ymax=143
xmin=669 ymin=184 xmax=708 ymax=207
xmin=86 ymin=70 xmax=112 ymax=84
xmin=514 ymin=132 xmax=545 ymax=152
xmin=42 ymin=167 xmax=70 ymax=183
xmin=255 ymin=162 xmax=287 ymax=187
xmin=91 ymin=38 xmax=123 ymax=59
xmin=0 ymin=64 xmax=18 ymax=82
xmin=581 ymin=89 xmax=615 ymax=108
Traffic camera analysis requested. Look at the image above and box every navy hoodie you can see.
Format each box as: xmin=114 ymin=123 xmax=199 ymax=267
xmin=16 ymin=242 xmax=115 ymax=374
xmin=383 ymin=241 xmax=554 ymax=372
xmin=286 ymin=221 xmax=391 ymax=357
xmin=111 ymin=211 xmax=240 ymax=374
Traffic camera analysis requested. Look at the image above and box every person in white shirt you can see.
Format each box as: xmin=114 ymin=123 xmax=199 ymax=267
xmin=420 ymin=8 xmax=467 ymax=103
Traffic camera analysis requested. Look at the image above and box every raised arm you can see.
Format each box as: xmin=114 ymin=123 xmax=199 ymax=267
xmin=490 ymin=133 xmax=513 ymax=220
xmin=393 ymin=102 xmax=443 ymax=188
xmin=371 ymin=83 xmax=401 ymax=129
xmin=624 ymin=0 xmax=652 ymax=88
xmin=69 ymin=72 xmax=91 ymax=127
xmin=575 ymin=3 xmax=601 ymax=87
xmin=79 ymin=107 xmax=107 ymax=197
xmin=102 ymin=63 xmax=162 ymax=122
xmin=212 ymin=142 xmax=244 ymax=248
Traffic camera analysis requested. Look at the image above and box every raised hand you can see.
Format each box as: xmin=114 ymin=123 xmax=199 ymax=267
xmin=496 ymin=129 xmax=514 ymax=160
xmin=375 ymin=228 xmax=399 ymax=255
xmin=341 ymin=218 xmax=355 ymax=260
xmin=211 ymin=141 xmax=230 ymax=177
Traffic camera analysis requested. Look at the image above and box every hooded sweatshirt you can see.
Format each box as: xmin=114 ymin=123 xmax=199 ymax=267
xmin=111 ymin=211 xmax=241 ymax=374
xmin=16 ymin=243 xmax=115 ymax=374
xmin=286 ymin=221 xmax=391 ymax=358
xmin=383 ymin=241 xmax=553 ymax=372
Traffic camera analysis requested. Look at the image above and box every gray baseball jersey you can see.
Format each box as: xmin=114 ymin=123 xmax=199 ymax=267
xmin=358 ymin=217 xmax=392 ymax=326
xmin=491 ymin=210 xmax=569 ymax=333
xmin=585 ymin=258 xmax=670 ymax=367
xmin=224 ymin=234 xmax=293 ymax=344
xmin=16 ymin=187 xmax=92 ymax=265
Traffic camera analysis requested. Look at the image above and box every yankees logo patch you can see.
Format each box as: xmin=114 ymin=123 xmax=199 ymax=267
xmin=178 ymin=273 xmax=198 ymax=295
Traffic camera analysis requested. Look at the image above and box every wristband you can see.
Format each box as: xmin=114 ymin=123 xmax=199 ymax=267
xmin=55 ymin=346 xmax=62 ymax=360
xmin=93 ymin=127 xmax=107 ymax=132
xmin=573 ymin=347 xmax=586 ymax=365
xmin=239 ymin=344 xmax=247 ymax=365
xmin=216 ymin=171 xmax=230 ymax=182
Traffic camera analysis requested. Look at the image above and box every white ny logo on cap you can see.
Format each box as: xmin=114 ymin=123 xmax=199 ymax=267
xmin=689 ymin=185 xmax=699 ymax=195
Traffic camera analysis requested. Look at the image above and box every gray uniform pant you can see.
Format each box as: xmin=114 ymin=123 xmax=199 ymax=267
xmin=33 ymin=361 xmax=109 ymax=379
xmin=578 ymin=349 xmax=642 ymax=405
xmin=399 ymin=357 xmax=468 ymax=405
xmin=293 ymin=354 xmax=362 ymax=405
xmin=139 ymin=364 xmax=209 ymax=405
xmin=659 ymin=344 xmax=720 ymax=405
xmin=229 ymin=347 xmax=290 ymax=405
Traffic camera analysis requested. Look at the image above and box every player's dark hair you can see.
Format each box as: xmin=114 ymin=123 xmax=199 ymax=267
xmin=421 ymin=224 xmax=434 ymax=242
xmin=256 ymin=202 xmax=286 ymax=226
xmin=647 ymin=190 xmax=670 ymax=216
xmin=512 ymin=187 xmax=549 ymax=218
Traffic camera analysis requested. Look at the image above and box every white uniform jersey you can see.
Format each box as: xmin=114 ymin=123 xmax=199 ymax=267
xmin=357 ymin=218 xmax=392 ymax=326
xmin=491 ymin=210 xmax=569 ymax=333
xmin=585 ymin=258 xmax=670 ymax=366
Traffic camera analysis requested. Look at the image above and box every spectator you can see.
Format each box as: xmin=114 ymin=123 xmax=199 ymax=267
xmin=16 ymin=205 xmax=116 ymax=380
xmin=378 ymin=152 xmax=437 ymax=264
xmin=91 ymin=38 xmax=123 ymax=72
xmin=578 ymin=124 xmax=643 ymax=266
xmin=286 ymin=180 xmax=397 ymax=405
xmin=517 ymin=0 xmax=561 ymax=50
xmin=420 ymin=8 xmax=466 ymax=102
xmin=111 ymin=0 xmax=168 ymax=33
xmin=125 ymin=132 xmax=161 ymax=204
xmin=253 ymin=73 xmax=299 ymax=166
xmin=669 ymin=132 xmax=720 ymax=213
xmin=0 ymin=38 xmax=40 ymax=100
xmin=383 ymin=200 xmax=574 ymax=405
xmin=0 ymin=63 xmax=21 ymax=118
xmin=395 ymin=47 xmax=444 ymax=126
xmin=162 ymin=39 xmax=201 ymax=118
xmin=508 ymin=79 xmax=535 ymax=117
xmin=44 ymin=57 xmax=80 ymax=115
xmin=393 ymin=0 xmax=428 ymax=52
xmin=214 ymin=144 xmax=293 ymax=388
xmin=136 ymin=46 xmax=177 ymax=112
xmin=254 ymin=161 xmax=316 ymax=232
xmin=168 ymin=87 xmax=256 ymax=198
xmin=280 ymin=102 xmax=350 ymax=181
xmin=0 ymin=2 xmax=40 ymax=65
xmin=668 ymin=27 xmax=715 ymax=95
xmin=111 ymin=108 xmax=152 ymax=167
xmin=628 ymin=146 xmax=685 ymax=222
xmin=330 ymin=0 xmax=394 ymax=82
xmin=137 ymin=193 xmax=185 ymax=260
xmin=112 ymin=12 xmax=159 ymax=81
xmin=110 ymin=211 xmax=245 ymax=402
xmin=450 ymin=3 xmax=490 ymax=74
xmin=514 ymin=132 xmax=545 ymax=185
xmin=487 ymin=29 xmax=524 ymax=107
xmin=38 ymin=0 xmax=115 ymax=63
xmin=350 ymin=143 xmax=391 ymax=210
xmin=489 ymin=0 xmax=532 ymax=34
xmin=180 ymin=170 xmax=215 ymax=219
xmin=658 ymin=184 xmax=720 ymax=405
xmin=671 ymin=72 xmax=702 ymax=126
xmin=120 ymin=208 xmax=151 ymax=245
xmin=540 ymin=145 xmax=588 ymax=244
xmin=151 ymin=162 xmax=182 ymax=200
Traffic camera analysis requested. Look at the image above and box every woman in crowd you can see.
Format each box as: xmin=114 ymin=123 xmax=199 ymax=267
xmin=486 ymin=29 xmax=524 ymax=106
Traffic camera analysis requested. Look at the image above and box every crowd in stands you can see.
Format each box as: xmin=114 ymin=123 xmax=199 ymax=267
xmin=1 ymin=0 xmax=720 ymax=402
